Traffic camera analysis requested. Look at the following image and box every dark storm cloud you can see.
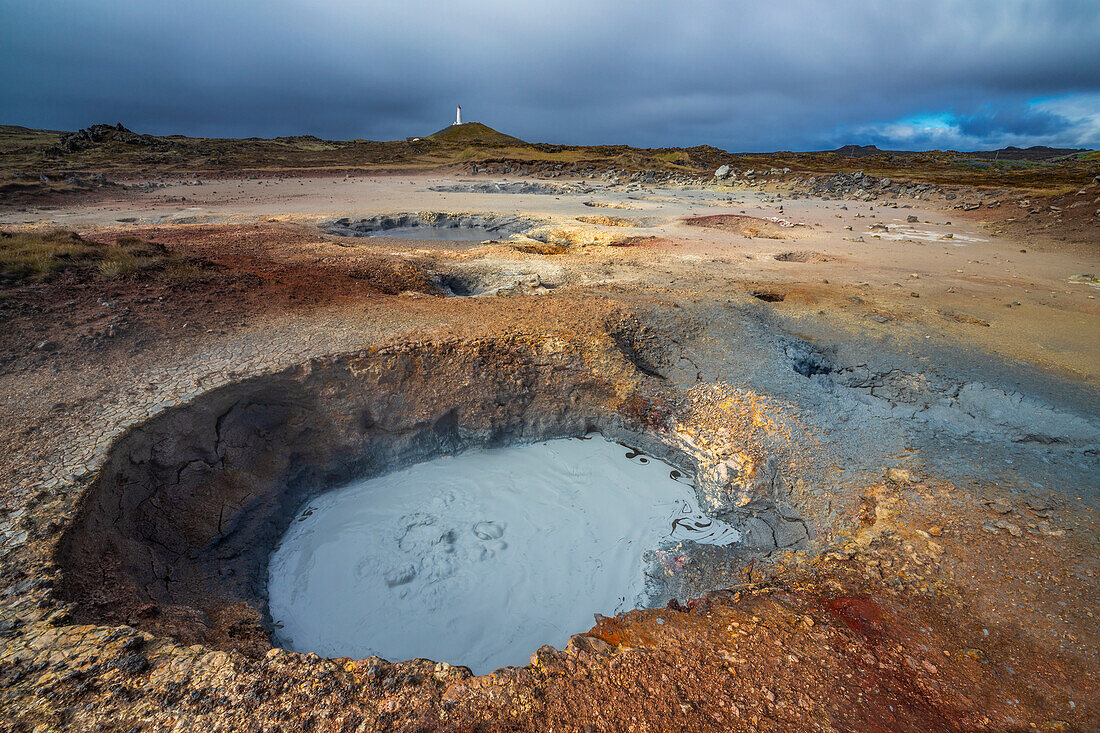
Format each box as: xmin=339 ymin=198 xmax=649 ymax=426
xmin=956 ymin=108 xmax=1067 ymax=138
xmin=2 ymin=0 xmax=1098 ymax=151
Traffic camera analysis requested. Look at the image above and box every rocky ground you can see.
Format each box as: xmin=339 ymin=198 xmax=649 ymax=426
xmin=0 ymin=167 xmax=1098 ymax=731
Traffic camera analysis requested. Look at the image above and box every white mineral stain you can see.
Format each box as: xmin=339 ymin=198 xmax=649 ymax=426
xmin=871 ymin=226 xmax=986 ymax=244
xmin=267 ymin=436 xmax=738 ymax=673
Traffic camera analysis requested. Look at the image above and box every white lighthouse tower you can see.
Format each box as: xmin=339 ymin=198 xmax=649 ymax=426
xmin=454 ymin=106 xmax=462 ymax=126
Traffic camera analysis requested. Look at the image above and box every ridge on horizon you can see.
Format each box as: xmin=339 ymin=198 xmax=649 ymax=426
xmin=1 ymin=121 xmax=1094 ymax=160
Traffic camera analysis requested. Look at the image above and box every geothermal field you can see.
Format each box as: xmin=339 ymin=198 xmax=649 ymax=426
xmin=0 ymin=122 xmax=1098 ymax=731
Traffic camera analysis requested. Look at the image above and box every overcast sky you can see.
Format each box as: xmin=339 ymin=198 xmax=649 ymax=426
xmin=2 ymin=0 xmax=1098 ymax=151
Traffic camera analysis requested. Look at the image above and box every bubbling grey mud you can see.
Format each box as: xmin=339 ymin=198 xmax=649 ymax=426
xmin=267 ymin=437 xmax=739 ymax=673
xmin=323 ymin=212 xmax=541 ymax=242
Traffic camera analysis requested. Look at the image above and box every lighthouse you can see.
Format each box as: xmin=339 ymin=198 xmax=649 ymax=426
xmin=454 ymin=106 xmax=462 ymax=126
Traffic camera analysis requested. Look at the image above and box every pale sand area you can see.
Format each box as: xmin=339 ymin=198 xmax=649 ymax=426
xmin=4 ymin=173 xmax=1097 ymax=382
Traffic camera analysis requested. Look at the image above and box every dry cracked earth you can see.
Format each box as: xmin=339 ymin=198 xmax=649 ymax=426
xmin=0 ymin=171 xmax=1098 ymax=732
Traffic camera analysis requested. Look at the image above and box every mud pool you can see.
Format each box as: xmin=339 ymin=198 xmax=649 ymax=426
xmin=267 ymin=437 xmax=739 ymax=673
xmin=323 ymin=212 xmax=539 ymax=242
xmin=355 ymin=225 xmax=502 ymax=241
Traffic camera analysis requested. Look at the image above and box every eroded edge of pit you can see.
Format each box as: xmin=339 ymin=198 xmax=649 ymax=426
xmin=53 ymin=331 xmax=811 ymax=672
xmin=322 ymin=211 xmax=545 ymax=240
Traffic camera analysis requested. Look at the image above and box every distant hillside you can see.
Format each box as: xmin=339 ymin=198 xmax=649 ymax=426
xmin=832 ymin=144 xmax=886 ymax=158
xmin=830 ymin=142 xmax=1092 ymax=162
xmin=426 ymin=122 xmax=524 ymax=145
xmin=1 ymin=122 xmax=1095 ymax=192
xmin=961 ymin=146 xmax=1091 ymax=161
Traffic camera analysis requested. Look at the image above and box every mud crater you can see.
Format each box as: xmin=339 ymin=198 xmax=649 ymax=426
xmin=434 ymin=268 xmax=559 ymax=297
xmin=55 ymin=336 xmax=804 ymax=668
xmin=323 ymin=212 xmax=542 ymax=242
xmin=429 ymin=182 xmax=593 ymax=196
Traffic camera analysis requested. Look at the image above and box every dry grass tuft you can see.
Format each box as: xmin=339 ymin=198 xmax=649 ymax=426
xmin=0 ymin=230 xmax=204 ymax=282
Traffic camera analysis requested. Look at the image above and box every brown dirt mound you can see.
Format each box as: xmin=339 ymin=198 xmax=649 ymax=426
xmin=0 ymin=223 xmax=442 ymax=367
xmin=773 ymin=250 xmax=835 ymax=263
xmin=510 ymin=242 xmax=569 ymax=255
xmin=575 ymin=215 xmax=639 ymax=227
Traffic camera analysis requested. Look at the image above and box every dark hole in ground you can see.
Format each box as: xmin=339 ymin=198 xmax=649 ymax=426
xmin=434 ymin=270 xmax=556 ymax=297
xmin=791 ymin=355 xmax=832 ymax=378
xmin=437 ymin=273 xmax=478 ymax=296
xmin=782 ymin=339 xmax=834 ymax=378
xmin=752 ymin=290 xmax=786 ymax=303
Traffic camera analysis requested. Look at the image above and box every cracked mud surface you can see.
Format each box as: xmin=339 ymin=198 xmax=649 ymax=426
xmin=322 ymin=212 xmax=544 ymax=243
xmin=1 ymin=172 xmax=1098 ymax=731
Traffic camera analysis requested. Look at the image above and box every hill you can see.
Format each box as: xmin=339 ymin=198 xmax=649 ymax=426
xmin=960 ymin=145 xmax=1091 ymax=161
xmin=832 ymin=144 xmax=886 ymax=158
xmin=426 ymin=122 xmax=524 ymax=145
xmin=0 ymin=122 xmax=1095 ymax=192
